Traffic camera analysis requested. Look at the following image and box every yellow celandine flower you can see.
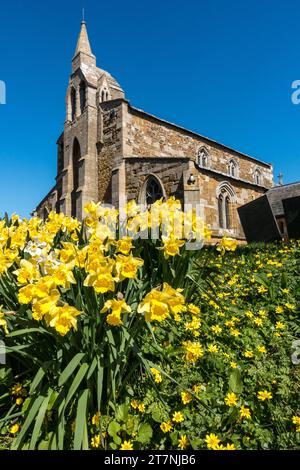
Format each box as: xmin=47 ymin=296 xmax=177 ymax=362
xmin=292 ymin=416 xmax=300 ymax=432
xmin=275 ymin=321 xmax=285 ymax=330
xmin=257 ymin=345 xmax=267 ymax=353
xmin=184 ymin=316 xmax=201 ymax=332
xmin=160 ymin=421 xmax=173 ymax=433
xmin=258 ymin=309 xmax=267 ymax=317
xmin=211 ymin=325 xmax=222 ymax=334
xmin=100 ymin=299 xmax=131 ymax=327
xmin=150 ymin=367 xmax=163 ymax=383
xmin=181 ymin=391 xmax=192 ymax=405
xmin=138 ymin=403 xmax=145 ymax=413
xmin=91 ymin=434 xmax=101 ymax=448
xmin=92 ymin=412 xmax=101 ymax=426
xmin=11 ymin=383 xmax=24 ymax=396
xmin=257 ymin=390 xmax=273 ymax=401
xmin=224 ymin=392 xmax=238 ymax=407
xmin=161 ymin=235 xmax=185 ymax=259
xmin=208 ymin=344 xmax=219 ymax=354
xmin=285 ymin=303 xmax=295 ymax=311
xmin=183 ymin=341 xmax=204 ymax=363
xmin=120 ymin=440 xmax=134 ymax=450
xmin=230 ymin=328 xmax=240 ymax=337
xmin=230 ymin=361 xmax=238 ymax=369
xmin=9 ymin=424 xmax=20 ymax=434
xmin=244 ymin=350 xmax=254 ymax=358
xmin=257 ymin=286 xmax=268 ymax=294
xmin=192 ymin=385 xmax=201 ymax=393
xmin=178 ymin=435 xmax=188 ymax=450
xmin=15 ymin=398 xmax=23 ymax=406
xmin=205 ymin=433 xmax=221 ymax=450
xmin=275 ymin=306 xmax=284 ymax=314
xmin=223 ymin=443 xmax=236 ymax=450
xmin=253 ymin=318 xmax=263 ymax=327
xmin=239 ymin=405 xmax=251 ymax=419
xmin=172 ymin=411 xmax=184 ymax=423
xmin=187 ymin=304 xmax=200 ymax=315
xmin=130 ymin=400 xmax=139 ymax=409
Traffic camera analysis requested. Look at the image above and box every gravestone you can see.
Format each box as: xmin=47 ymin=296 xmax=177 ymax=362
xmin=238 ymin=195 xmax=281 ymax=243
xmin=282 ymin=196 xmax=300 ymax=240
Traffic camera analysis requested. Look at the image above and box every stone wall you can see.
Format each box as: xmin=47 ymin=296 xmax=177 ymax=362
xmin=97 ymin=100 xmax=123 ymax=203
xmin=197 ymin=171 xmax=266 ymax=238
xmin=125 ymin=106 xmax=273 ymax=189
xmin=125 ymin=157 xmax=189 ymax=202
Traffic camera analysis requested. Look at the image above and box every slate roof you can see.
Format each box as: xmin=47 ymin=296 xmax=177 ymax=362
xmin=266 ymin=182 xmax=300 ymax=216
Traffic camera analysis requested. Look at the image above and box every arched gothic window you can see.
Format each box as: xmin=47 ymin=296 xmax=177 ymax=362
xmin=218 ymin=185 xmax=235 ymax=229
xmin=144 ymin=176 xmax=164 ymax=206
xmin=79 ymin=81 xmax=86 ymax=114
xmin=100 ymin=89 xmax=109 ymax=103
xmin=71 ymin=87 xmax=76 ymax=121
xmin=228 ymin=159 xmax=238 ymax=178
xmin=197 ymin=147 xmax=209 ymax=168
xmin=71 ymin=138 xmax=81 ymax=218
xmin=254 ymin=169 xmax=261 ymax=185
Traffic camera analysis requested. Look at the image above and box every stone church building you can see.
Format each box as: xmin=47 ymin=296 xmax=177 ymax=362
xmin=34 ymin=21 xmax=274 ymax=240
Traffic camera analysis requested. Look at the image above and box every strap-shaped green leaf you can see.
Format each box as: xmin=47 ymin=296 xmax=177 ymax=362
xmin=11 ymin=394 xmax=45 ymax=449
xmin=65 ymin=362 xmax=89 ymax=407
xmin=74 ymin=388 xmax=89 ymax=450
xmin=58 ymin=352 xmax=86 ymax=387
xmin=29 ymin=389 xmax=52 ymax=449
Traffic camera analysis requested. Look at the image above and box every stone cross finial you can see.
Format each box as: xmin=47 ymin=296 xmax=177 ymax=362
xmin=278 ymin=172 xmax=283 ymax=186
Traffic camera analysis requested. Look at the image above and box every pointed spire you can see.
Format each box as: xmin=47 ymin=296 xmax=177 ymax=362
xmin=75 ymin=20 xmax=93 ymax=56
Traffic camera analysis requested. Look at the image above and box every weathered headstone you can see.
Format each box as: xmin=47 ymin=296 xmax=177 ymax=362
xmin=238 ymin=195 xmax=281 ymax=243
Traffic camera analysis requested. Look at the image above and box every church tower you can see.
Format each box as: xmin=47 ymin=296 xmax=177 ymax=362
xmin=56 ymin=20 xmax=125 ymax=219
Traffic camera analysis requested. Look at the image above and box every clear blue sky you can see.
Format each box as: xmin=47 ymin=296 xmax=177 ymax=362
xmin=1 ymin=0 xmax=300 ymax=217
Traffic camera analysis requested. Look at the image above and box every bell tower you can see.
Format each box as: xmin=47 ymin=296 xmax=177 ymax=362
xmin=58 ymin=20 xmax=99 ymax=219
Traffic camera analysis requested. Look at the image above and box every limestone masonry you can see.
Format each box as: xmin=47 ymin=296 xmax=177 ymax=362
xmin=34 ymin=21 xmax=274 ymax=240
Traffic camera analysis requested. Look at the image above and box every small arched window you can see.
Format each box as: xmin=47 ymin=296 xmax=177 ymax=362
xmin=79 ymin=81 xmax=86 ymax=114
xmin=101 ymin=90 xmax=105 ymax=102
xmin=228 ymin=159 xmax=238 ymax=178
xmin=71 ymin=138 xmax=81 ymax=218
xmin=254 ymin=169 xmax=261 ymax=185
xmin=197 ymin=147 xmax=209 ymax=168
xmin=217 ymin=184 xmax=235 ymax=230
xmin=71 ymin=87 xmax=76 ymax=121
xmin=144 ymin=176 xmax=164 ymax=206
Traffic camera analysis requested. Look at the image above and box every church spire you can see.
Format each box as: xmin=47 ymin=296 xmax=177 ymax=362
xmin=72 ymin=20 xmax=96 ymax=71
xmin=74 ymin=20 xmax=93 ymax=56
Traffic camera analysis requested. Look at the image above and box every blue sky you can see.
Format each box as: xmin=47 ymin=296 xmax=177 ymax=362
xmin=1 ymin=0 xmax=300 ymax=217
